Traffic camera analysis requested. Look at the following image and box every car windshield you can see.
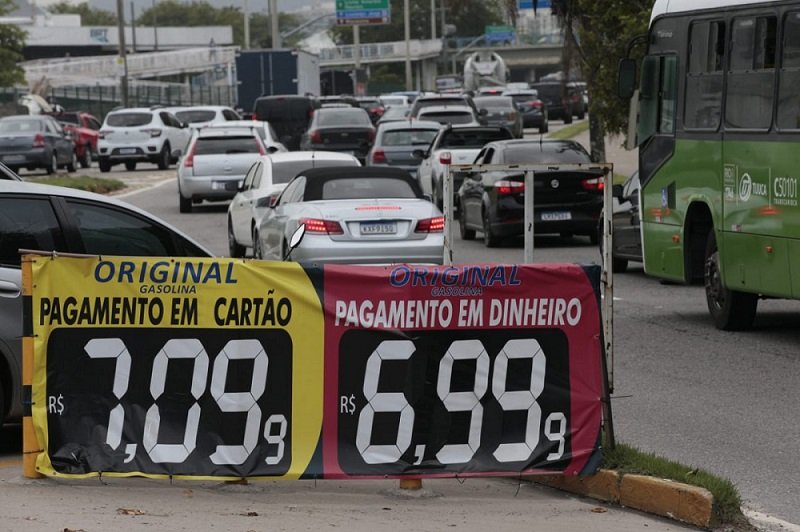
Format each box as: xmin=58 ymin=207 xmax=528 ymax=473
xmin=416 ymin=97 xmax=465 ymax=109
xmin=193 ymin=136 xmax=261 ymax=155
xmin=271 ymin=159 xmax=356 ymax=184
xmin=107 ymin=113 xmax=152 ymax=127
xmin=320 ymin=177 xmax=418 ymax=200
xmin=55 ymin=113 xmax=80 ymax=125
xmin=318 ymin=109 xmax=371 ymax=127
xmin=175 ymin=110 xmax=217 ymax=123
xmin=380 ymin=97 xmax=406 ymax=106
xmin=420 ymin=111 xmax=473 ymax=124
xmin=531 ymin=84 xmax=563 ymax=99
xmin=0 ymin=119 xmax=43 ymax=133
xmin=509 ymin=93 xmax=538 ymax=104
xmin=381 ymin=129 xmax=438 ymax=146
xmin=504 ymin=143 xmax=591 ymax=164
xmin=381 ymin=106 xmax=410 ymax=120
xmin=439 ymin=129 xmax=512 ymax=149
xmin=475 ymin=97 xmax=514 ymax=109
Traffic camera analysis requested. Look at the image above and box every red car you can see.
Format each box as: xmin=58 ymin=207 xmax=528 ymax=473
xmin=46 ymin=111 xmax=102 ymax=168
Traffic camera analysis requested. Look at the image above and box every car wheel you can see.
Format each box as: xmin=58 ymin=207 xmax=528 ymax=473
xmin=540 ymin=122 xmax=549 ymax=134
xmin=179 ymin=193 xmax=192 ymax=213
xmin=577 ymin=110 xmax=585 ymax=120
xmin=124 ymin=161 xmax=137 ymax=171
xmin=67 ymin=151 xmax=78 ymax=173
xmin=228 ymin=217 xmax=246 ymax=258
xmin=79 ymin=146 xmax=91 ymax=168
xmin=98 ymin=157 xmax=111 ymax=173
xmin=157 ymin=144 xmax=171 ymax=170
xmin=459 ymin=210 xmax=475 ymax=240
xmin=704 ymin=231 xmax=758 ymax=330
xmin=612 ymin=257 xmax=629 ymax=273
xmin=563 ymin=113 xmax=573 ymax=125
xmin=482 ymin=210 xmax=501 ymax=248
xmin=253 ymin=230 xmax=264 ymax=259
xmin=45 ymin=152 xmax=57 ymax=175
xmin=588 ymin=231 xmax=598 ymax=245
xmin=0 ymin=378 xmax=5 ymax=428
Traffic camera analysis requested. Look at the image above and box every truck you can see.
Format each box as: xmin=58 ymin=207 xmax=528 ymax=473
xmin=463 ymin=51 xmax=508 ymax=92
xmin=235 ymin=49 xmax=321 ymax=115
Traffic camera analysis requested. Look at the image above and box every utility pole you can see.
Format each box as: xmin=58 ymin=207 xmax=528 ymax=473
xmin=270 ymin=0 xmax=280 ymax=48
xmin=404 ymin=0 xmax=412 ymax=90
xmin=130 ymin=1 xmax=137 ymax=53
xmin=115 ymin=0 xmax=129 ymax=107
xmin=153 ymin=0 xmax=158 ymax=51
xmin=244 ymin=0 xmax=250 ymax=49
xmin=431 ymin=0 xmax=436 ymax=39
xmin=353 ymin=25 xmax=361 ymax=95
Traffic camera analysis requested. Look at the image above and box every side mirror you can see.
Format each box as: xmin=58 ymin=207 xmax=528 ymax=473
xmin=612 ymin=184 xmax=624 ymax=199
xmin=283 ymin=224 xmax=306 ymax=261
xmin=267 ymin=146 xmax=279 ymax=154
xmin=618 ymin=58 xmax=637 ymax=100
xmin=412 ymin=149 xmax=428 ymax=160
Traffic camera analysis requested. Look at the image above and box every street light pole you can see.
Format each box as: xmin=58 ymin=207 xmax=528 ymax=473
xmin=115 ymin=0 xmax=129 ymax=106
xmin=244 ymin=0 xmax=250 ymax=49
xmin=270 ymin=0 xmax=280 ymax=48
xmin=404 ymin=0 xmax=412 ymax=90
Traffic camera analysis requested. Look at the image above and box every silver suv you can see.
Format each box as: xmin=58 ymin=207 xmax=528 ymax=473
xmin=97 ymin=107 xmax=191 ymax=172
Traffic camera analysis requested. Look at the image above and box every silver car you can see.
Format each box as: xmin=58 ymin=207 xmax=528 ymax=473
xmin=366 ymin=120 xmax=441 ymax=178
xmin=255 ymin=166 xmax=444 ymax=264
xmin=177 ymin=126 xmax=267 ymax=213
xmin=0 ymin=180 xmax=212 ymax=427
xmin=227 ymin=151 xmax=360 ymax=257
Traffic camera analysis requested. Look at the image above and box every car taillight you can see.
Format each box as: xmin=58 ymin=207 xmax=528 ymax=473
xmin=372 ymin=148 xmax=387 ymax=164
xmin=257 ymin=138 xmax=266 ymax=155
xmin=495 ymin=180 xmax=525 ymax=195
xmin=32 ymin=133 xmax=45 ymax=148
xmin=183 ymin=142 xmax=197 ymax=167
xmin=310 ymin=130 xmax=322 ymax=143
xmin=415 ymin=216 xmax=445 ymax=233
xmin=300 ymin=218 xmax=344 ymax=235
xmin=141 ymin=128 xmax=162 ymax=137
xmin=530 ymin=100 xmax=543 ymax=108
xmin=581 ymin=177 xmax=605 ymax=191
xmin=439 ymin=151 xmax=452 ymax=165
xmin=98 ymin=130 xmax=109 ymax=139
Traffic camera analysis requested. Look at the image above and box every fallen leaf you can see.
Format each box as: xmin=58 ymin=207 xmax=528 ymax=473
xmin=243 ymin=511 xmax=259 ymax=517
xmin=116 ymin=508 xmax=146 ymax=516
xmin=591 ymin=507 xmax=608 ymax=513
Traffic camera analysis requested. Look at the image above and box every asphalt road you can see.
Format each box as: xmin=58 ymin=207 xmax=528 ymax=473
xmin=4 ymin=121 xmax=799 ymax=526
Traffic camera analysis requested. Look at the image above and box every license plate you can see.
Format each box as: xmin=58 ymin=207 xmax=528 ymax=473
xmin=360 ymin=222 xmax=397 ymax=235
xmin=2 ymin=155 xmax=24 ymax=163
xmin=213 ymin=181 xmax=239 ymax=191
xmin=541 ymin=211 xmax=572 ymax=221
xmin=119 ymin=148 xmax=137 ymax=154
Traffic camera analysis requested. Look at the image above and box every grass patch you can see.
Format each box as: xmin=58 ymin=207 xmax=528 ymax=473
xmin=546 ymin=120 xmax=590 ymax=140
xmin=28 ymin=175 xmax=125 ymax=194
xmin=603 ymin=442 xmax=745 ymax=524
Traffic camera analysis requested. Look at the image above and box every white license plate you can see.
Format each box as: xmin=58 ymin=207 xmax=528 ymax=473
xmin=541 ymin=211 xmax=572 ymax=221
xmin=119 ymin=148 xmax=137 ymax=154
xmin=361 ymin=222 xmax=397 ymax=235
xmin=2 ymin=155 xmax=24 ymax=163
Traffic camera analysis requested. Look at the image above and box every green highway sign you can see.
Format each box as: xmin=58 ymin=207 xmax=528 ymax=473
xmin=336 ymin=0 xmax=391 ymax=26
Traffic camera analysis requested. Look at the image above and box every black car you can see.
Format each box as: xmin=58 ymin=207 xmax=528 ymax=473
xmin=529 ymin=82 xmax=574 ymax=124
xmin=299 ymin=107 xmax=376 ymax=163
xmin=0 ymin=115 xmax=77 ymax=174
xmin=503 ymin=89 xmax=549 ymax=132
xmin=253 ymin=95 xmax=317 ymax=151
xmin=599 ymin=171 xmax=641 ymax=272
xmin=457 ymin=139 xmax=603 ymax=247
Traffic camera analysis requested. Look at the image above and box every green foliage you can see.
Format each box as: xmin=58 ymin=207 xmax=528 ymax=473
xmin=135 ymin=0 xmax=303 ymax=49
xmin=0 ymin=0 xmax=25 ymax=87
xmin=546 ymin=120 xmax=588 ymax=140
xmin=330 ymin=0 xmax=506 ymax=44
xmin=48 ymin=1 xmax=117 ymax=25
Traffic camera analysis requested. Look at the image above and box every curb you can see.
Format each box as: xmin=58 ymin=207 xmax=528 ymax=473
xmin=528 ymin=469 xmax=714 ymax=529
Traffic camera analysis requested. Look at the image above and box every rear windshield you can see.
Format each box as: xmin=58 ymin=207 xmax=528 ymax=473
xmin=439 ymin=128 xmax=512 ymax=149
xmin=381 ymin=129 xmax=438 ymax=146
xmin=175 ymin=110 xmax=216 ymax=123
xmin=107 ymin=113 xmax=152 ymax=127
xmin=420 ymin=111 xmax=473 ymax=124
xmin=254 ymin=98 xmax=313 ymax=121
xmin=509 ymin=93 xmax=538 ymax=104
xmin=193 ymin=136 xmax=261 ymax=155
xmin=321 ymin=177 xmax=418 ymax=200
xmin=416 ymin=97 xmax=465 ymax=109
xmin=504 ymin=143 xmax=591 ymax=164
xmin=0 ymin=119 xmax=43 ymax=133
xmin=271 ymin=159 xmax=357 ymax=184
xmin=55 ymin=113 xmax=80 ymax=125
xmin=318 ymin=109 xmax=371 ymax=126
xmin=531 ymin=84 xmax=563 ymax=98
xmin=475 ymin=97 xmax=514 ymax=109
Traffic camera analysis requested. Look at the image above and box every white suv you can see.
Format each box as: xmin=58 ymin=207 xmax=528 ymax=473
xmin=97 ymin=107 xmax=191 ymax=172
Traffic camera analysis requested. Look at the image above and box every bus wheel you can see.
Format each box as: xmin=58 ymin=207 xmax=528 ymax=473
xmin=704 ymin=231 xmax=757 ymax=331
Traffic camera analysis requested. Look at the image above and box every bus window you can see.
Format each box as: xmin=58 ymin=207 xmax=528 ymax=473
xmin=685 ymin=21 xmax=725 ymax=129
xmin=777 ymin=11 xmax=800 ymax=129
xmin=725 ymin=16 xmax=776 ymax=129
xmin=638 ymin=55 xmax=677 ymax=144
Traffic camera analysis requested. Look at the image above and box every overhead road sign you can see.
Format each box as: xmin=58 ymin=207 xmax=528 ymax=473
xmin=336 ymin=0 xmax=391 ymax=26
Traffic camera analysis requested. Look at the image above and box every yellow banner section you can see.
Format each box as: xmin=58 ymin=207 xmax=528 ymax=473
xmin=29 ymin=256 xmax=324 ymax=480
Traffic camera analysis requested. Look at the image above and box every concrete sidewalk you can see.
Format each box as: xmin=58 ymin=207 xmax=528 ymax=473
xmin=571 ymin=126 xmax=639 ymax=179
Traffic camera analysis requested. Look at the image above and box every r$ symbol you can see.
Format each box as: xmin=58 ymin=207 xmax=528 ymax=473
xmin=48 ymin=394 xmax=64 ymax=415
xmin=340 ymin=394 xmax=356 ymax=415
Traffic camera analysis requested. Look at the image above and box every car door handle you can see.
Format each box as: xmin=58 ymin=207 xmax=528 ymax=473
xmin=0 ymin=280 xmax=20 ymax=298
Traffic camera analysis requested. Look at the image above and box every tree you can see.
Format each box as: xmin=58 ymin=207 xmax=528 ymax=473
xmin=0 ymin=0 xmax=26 ymax=87
xmin=135 ymin=0 xmax=303 ymax=49
xmin=48 ymin=1 xmax=117 ymax=25
xmin=552 ymin=0 xmax=651 ymax=162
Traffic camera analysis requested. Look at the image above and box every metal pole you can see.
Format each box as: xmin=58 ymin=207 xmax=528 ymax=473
xmin=153 ymin=0 xmax=158 ymax=51
xmin=244 ymin=0 xmax=250 ymax=50
xmin=601 ymin=164 xmax=614 ymax=392
xmin=130 ymin=1 xmax=137 ymax=53
xmin=431 ymin=0 xmax=436 ymax=39
xmin=524 ymin=170 xmax=534 ymax=263
xmin=404 ymin=0 xmax=412 ymax=90
xmin=443 ymin=162 xmax=453 ymax=265
xmin=353 ymin=25 xmax=360 ymax=95
xmin=116 ymin=0 xmax=129 ymax=107
xmin=270 ymin=0 xmax=280 ymax=49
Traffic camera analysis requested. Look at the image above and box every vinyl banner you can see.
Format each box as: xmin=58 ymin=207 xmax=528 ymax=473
xmin=26 ymin=256 xmax=603 ymax=480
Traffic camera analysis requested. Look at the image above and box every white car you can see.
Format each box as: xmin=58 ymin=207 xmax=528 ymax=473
xmin=227 ymin=151 xmax=360 ymax=257
xmin=211 ymin=120 xmax=288 ymax=153
xmin=415 ymin=105 xmax=481 ymax=127
xmin=165 ymin=105 xmax=241 ymax=130
xmin=177 ymin=126 xmax=266 ymax=213
xmin=97 ymin=107 xmax=191 ymax=172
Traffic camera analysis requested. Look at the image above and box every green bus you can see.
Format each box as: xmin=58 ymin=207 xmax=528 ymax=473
xmin=620 ymin=0 xmax=800 ymax=330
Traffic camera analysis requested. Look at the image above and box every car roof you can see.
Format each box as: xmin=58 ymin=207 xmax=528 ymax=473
xmin=379 ymin=120 xmax=442 ymax=131
xmin=196 ymin=126 xmax=258 ymax=137
xmin=485 ymin=139 xmax=587 ymax=153
xmin=418 ymin=105 xmax=473 ymax=113
xmin=265 ymin=151 xmax=360 ymax=163
xmin=297 ymin=166 xmax=424 ymax=199
xmin=0 ymin=181 xmax=214 ymax=255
